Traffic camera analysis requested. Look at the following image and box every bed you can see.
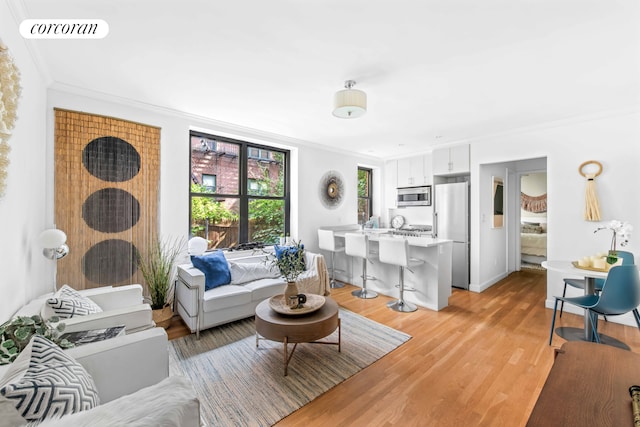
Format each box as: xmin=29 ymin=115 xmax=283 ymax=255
xmin=521 ymin=222 xmax=547 ymax=263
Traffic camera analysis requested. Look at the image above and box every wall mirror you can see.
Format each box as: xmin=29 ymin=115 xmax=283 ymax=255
xmin=492 ymin=176 xmax=504 ymax=228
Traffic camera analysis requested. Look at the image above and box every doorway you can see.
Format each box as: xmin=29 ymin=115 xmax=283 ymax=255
xmin=519 ymin=172 xmax=547 ymax=270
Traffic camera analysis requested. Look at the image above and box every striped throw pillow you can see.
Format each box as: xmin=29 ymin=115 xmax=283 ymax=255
xmin=45 ymin=285 xmax=102 ymax=319
xmin=0 ymin=335 xmax=100 ymax=422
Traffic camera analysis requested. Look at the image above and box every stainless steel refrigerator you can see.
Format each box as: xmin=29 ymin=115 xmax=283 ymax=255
xmin=433 ymin=182 xmax=470 ymax=289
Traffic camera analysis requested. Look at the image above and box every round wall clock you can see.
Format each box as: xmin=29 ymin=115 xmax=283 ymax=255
xmin=319 ymin=170 xmax=345 ymax=209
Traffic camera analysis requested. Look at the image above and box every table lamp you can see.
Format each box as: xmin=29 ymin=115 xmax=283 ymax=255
xmin=188 ymin=236 xmax=208 ymax=256
xmin=39 ymin=228 xmax=69 ymax=292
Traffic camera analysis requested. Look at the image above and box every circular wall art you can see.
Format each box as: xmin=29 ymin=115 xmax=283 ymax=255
xmin=82 ymin=136 xmax=141 ymax=182
xmin=319 ymin=170 xmax=345 ymax=209
xmin=82 ymin=239 xmax=138 ymax=285
xmin=82 ymin=188 xmax=141 ymax=233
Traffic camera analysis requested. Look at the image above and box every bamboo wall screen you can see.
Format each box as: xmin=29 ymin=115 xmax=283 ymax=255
xmin=54 ymin=109 xmax=160 ymax=290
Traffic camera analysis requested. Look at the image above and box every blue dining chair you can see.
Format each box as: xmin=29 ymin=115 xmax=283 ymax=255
xmin=549 ymin=264 xmax=640 ymax=345
xmin=560 ymin=250 xmax=635 ymax=318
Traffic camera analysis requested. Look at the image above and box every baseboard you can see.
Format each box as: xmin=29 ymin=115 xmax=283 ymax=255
xmin=470 ymin=271 xmax=508 ymax=293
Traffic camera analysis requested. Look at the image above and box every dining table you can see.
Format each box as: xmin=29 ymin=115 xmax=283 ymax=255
xmin=541 ymin=260 xmax=628 ymax=348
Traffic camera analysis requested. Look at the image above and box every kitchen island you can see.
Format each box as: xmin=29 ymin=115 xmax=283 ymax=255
xmin=325 ymin=227 xmax=453 ymax=311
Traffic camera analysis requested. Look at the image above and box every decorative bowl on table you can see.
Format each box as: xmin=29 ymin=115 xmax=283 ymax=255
xmin=268 ymin=294 xmax=326 ymax=316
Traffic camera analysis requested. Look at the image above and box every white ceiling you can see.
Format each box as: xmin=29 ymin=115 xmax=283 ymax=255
xmin=12 ymin=0 xmax=640 ymax=158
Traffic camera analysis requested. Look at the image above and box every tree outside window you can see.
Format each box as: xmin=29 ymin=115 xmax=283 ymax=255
xmin=358 ymin=167 xmax=372 ymax=225
xmin=190 ymin=132 xmax=289 ymax=250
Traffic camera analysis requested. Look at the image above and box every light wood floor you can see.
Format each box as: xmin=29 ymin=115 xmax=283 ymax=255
xmin=167 ymin=270 xmax=640 ymax=426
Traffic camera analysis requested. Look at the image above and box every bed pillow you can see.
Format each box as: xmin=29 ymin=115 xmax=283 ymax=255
xmin=43 ymin=285 xmax=103 ymax=320
xmin=229 ymin=261 xmax=280 ymax=285
xmin=0 ymin=335 xmax=100 ymax=423
xmin=191 ymin=250 xmax=232 ymax=290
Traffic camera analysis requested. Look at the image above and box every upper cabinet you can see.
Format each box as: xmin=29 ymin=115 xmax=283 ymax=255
xmin=397 ymin=154 xmax=432 ymax=187
xmin=384 ymin=159 xmax=398 ymax=208
xmin=432 ymin=144 xmax=470 ymax=176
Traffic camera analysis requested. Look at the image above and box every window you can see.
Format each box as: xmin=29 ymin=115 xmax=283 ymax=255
xmin=248 ymin=179 xmax=269 ymax=196
xmin=190 ymin=131 xmax=289 ymax=250
xmin=247 ymin=147 xmax=272 ymax=161
xmin=358 ymin=167 xmax=372 ymax=224
xmin=202 ymin=174 xmax=216 ymax=192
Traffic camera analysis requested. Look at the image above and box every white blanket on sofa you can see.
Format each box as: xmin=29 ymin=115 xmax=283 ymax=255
xmin=298 ymin=252 xmax=331 ymax=296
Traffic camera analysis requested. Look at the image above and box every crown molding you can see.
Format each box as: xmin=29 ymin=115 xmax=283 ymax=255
xmin=48 ymin=81 xmax=383 ymax=164
xmin=6 ymin=0 xmax=53 ymax=86
xmin=453 ymin=104 xmax=640 ymax=145
xmin=48 ymin=81 xmax=638 ymax=164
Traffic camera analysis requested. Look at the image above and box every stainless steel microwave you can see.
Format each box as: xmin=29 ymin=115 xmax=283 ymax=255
xmin=397 ymin=186 xmax=431 ymax=207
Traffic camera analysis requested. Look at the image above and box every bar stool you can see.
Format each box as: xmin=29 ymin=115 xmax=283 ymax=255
xmin=378 ymin=237 xmax=424 ymax=312
xmin=344 ymin=233 xmax=378 ymax=299
xmin=318 ymin=229 xmax=345 ymax=288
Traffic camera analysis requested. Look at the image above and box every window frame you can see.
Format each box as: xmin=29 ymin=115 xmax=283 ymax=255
xmin=189 ymin=130 xmax=290 ymax=247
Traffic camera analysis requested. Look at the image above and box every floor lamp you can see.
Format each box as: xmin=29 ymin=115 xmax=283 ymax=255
xmin=39 ymin=228 xmax=69 ymax=293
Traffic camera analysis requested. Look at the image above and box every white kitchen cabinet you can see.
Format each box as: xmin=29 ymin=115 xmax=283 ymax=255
xmin=397 ymin=154 xmax=432 ymax=187
xmin=422 ymin=153 xmax=433 ymax=185
xmin=433 ymin=144 xmax=470 ymax=175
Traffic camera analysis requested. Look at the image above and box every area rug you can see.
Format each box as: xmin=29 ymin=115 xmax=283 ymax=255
xmin=168 ymin=308 xmax=411 ymax=426
xmin=521 ymin=261 xmax=546 ymax=271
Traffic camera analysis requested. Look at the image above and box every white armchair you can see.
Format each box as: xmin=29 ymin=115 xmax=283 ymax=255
xmin=0 ymin=328 xmax=200 ymax=426
xmin=14 ymin=284 xmax=154 ymax=334
xmin=37 ymin=375 xmax=200 ymax=427
xmin=65 ymin=327 xmax=169 ymax=403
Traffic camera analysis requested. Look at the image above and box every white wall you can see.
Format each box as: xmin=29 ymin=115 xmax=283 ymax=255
xmin=474 ymin=163 xmax=510 ymax=291
xmin=3 ymin=0 xmax=638 ymax=329
xmin=45 ymin=87 xmax=383 ymax=261
xmin=471 ymin=111 xmax=640 ymax=326
xmin=0 ymin=5 xmax=50 ymax=321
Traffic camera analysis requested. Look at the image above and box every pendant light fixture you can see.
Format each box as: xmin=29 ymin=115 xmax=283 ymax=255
xmin=333 ymin=80 xmax=367 ymax=119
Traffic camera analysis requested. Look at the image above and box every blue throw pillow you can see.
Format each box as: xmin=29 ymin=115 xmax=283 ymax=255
xmin=274 ymin=244 xmax=306 ymax=269
xmin=191 ymin=250 xmax=232 ymax=290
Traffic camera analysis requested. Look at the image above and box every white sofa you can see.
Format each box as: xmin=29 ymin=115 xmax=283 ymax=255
xmin=176 ymin=249 xmax=330 ymax=338
xmin=14 ymin=284 xmax=154 ymax=334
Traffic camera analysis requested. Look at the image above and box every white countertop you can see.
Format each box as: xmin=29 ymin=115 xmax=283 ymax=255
xmin=333 ymin=229 xmax=452 ymax=248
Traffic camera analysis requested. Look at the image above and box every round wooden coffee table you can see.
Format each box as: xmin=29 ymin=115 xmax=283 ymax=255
xmin=255 ymin=296 xmax=340 ymax=376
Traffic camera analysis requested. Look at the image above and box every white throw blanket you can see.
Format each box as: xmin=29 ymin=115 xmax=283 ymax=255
xmin=297 ymin=252 xmax=331 ymax=296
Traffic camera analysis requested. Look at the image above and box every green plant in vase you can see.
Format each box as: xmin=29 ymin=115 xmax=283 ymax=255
xmin=136 ymin=236 xmax=185 ymax=328
xmin=267 ymin=240 xmax=306 ymax=299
